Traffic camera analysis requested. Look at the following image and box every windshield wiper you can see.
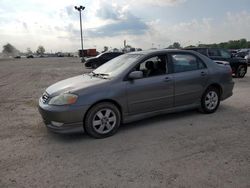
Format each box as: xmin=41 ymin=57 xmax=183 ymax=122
xmin=89 ymin=71 xmax=110 ymax=79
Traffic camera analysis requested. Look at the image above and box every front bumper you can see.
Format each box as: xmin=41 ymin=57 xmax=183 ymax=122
xmin=38 ymin=98 xmax=90 ymax=134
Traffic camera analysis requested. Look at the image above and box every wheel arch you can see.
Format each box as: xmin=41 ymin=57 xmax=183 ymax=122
xmin=206 ymin=83 xmax=223 ymax=98
xmin=83 ymin=99 xmax=123 ymax=129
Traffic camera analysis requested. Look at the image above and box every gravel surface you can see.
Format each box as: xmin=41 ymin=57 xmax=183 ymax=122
xmin=0 ymin=57 xmax=249 ymax=188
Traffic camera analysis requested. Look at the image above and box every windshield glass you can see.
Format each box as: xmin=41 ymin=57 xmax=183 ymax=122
xmin=96 ymin=52 xmax=105 ymax=58
xmin=92 ymin=54 xmax=142 ymax=77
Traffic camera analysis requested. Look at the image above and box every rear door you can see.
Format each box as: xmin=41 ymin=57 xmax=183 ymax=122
xmin=169 ymin=52 xmax=209 ymax=107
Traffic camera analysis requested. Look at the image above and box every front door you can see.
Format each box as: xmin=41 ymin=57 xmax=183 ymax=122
xmin=126 ymin=55 xmax=174 ymax=115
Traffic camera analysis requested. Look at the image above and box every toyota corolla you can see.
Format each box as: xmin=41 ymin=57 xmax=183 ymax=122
xmin=38 ymin=50 xmax=234 ymax=138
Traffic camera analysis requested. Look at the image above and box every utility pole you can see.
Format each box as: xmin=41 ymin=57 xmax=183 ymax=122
xmin=75 ymin=5 xmax=85 ymax=63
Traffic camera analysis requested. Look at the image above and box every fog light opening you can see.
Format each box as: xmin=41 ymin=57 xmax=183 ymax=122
xmin=51 ymin=121 xmax=64 ymax=127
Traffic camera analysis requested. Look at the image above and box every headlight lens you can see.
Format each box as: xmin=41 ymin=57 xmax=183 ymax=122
xmin=48 ymin=93 xmax=78 ymax=105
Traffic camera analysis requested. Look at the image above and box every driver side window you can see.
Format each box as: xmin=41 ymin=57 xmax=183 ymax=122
xmin=136 ymin=55 xmax=167 ymax=78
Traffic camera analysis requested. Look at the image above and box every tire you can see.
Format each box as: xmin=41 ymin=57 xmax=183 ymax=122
xmin=200 ymin=87 xmax=220 ymax=114
xmin=236 ymin=65 xmax=247 ymax=78
xmin=84 ymin=102 xmax=121 ymax=138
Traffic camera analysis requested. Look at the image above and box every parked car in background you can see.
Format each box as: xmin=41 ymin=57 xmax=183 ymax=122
xmin=235 ymin=50 xmax=249 ymax=58
xmin=234 ymin=49 xmax=250 ymax=65
xmin=228 ymin=49 xmax=238 ymax=57
xmin=39 ymin=49 xmax=234 ymax=138
xmin=185 ymin=48 xmax=248 ymax=78
xmin=85 ymin=52 xmax=124 ymax=68
xmin=245 ymin=52 xmax=250 ymax=65
xmin=26 ymin=54 xmax=34 ymax=58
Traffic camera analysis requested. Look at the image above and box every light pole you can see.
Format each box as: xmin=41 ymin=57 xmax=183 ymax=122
xmin=75 ymin=5 xmax=85 ymax=63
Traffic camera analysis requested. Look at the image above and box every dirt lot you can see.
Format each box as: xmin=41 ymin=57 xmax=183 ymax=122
xmin=0 ymin=57 xmax=249 ymax=188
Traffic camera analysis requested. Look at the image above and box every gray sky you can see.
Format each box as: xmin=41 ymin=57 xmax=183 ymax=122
xmin=0 ymin=0 xmax=250 ymax=52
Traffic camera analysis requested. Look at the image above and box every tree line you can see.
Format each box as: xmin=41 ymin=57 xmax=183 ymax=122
xmin=1 ymin=43 xmax=45 ymax=56
xmin=2 ymin=38 xmax=250 ymax=57
xmin=170 ymin=38 xmax=250 ymax=49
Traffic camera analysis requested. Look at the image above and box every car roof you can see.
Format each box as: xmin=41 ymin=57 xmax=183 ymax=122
xmin=185 ymin=47 xmax=207 ymax=49
xmin=128 ymin=49 xmax=200 ymax=56
xmin=103 ymin=52 xmax=123 ymax=54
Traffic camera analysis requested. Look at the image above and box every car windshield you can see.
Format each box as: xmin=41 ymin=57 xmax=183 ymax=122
xmin=91 ymin=54 xmax=142 ymax=78
xmin=96 ymin=52 xmax=105 ymax=58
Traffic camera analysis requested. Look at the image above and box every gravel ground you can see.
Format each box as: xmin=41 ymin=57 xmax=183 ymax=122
xmin=0 ymin=57 xmax=249 ymax=188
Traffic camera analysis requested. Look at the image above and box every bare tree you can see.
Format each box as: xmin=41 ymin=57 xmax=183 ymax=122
xmin=26 ymin=48 xmax=32 ymax=54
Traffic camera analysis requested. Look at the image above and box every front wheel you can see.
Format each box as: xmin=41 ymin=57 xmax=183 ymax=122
xmin=200 ymin=87 xmax=220 ymax=114
xmin=84 ymin=102 xmax=121 ymax=138
xmin=236 ymin=65 xmax=247 ymax=78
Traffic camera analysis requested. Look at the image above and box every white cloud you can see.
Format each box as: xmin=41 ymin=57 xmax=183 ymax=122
xmin=219 ymin=11 xmax=250 ymax=40
xmin=127 ymin=0 xmax=186 ymax=6
xmin=147 ymin=11 xmax=250 ymax=47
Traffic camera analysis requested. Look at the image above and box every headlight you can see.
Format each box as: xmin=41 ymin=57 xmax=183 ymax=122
xmin=48 ymin=93 xmax=78 ymax=105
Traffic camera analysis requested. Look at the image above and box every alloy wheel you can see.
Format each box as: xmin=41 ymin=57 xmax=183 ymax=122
xmin=92 ymin=108 xmax=117 ymax=134
xmin=205 ymin=91 xmax=219 ymax=111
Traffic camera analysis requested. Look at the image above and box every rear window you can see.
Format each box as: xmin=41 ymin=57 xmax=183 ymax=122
xmin=171 ymin=54 xmax=206 ymax=73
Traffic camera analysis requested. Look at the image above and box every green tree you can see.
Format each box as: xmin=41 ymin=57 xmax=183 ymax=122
xmin=173 ymin=42 xmax=181 ymax=49
xmin=187 ymin=38 xmax=250 ymax=49
xmin=37 ymin=45 xmax=45 ymax=55
xmin=247 ymin=41 xmax=250 ymax=48
xmin=2 ymin=43 xmax=19 ymax=55
xmin=168 ymin=42 xmax=181 ymax=49
xmin=239 ymin=38 xmax=247 ymax=48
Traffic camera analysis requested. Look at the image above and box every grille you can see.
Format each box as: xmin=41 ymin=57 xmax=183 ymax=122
xmin=41 ymin=92 xmax=50 ymax=103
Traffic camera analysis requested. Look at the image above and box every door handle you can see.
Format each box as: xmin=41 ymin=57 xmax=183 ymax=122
xmin=164 ymin=77 xmax=171 ymax=82
xmin=201 ymin=71 xmax=206 ymax=76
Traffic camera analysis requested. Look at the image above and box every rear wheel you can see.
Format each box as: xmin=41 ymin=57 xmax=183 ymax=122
xmin=84 ymin=102 xmax=121 ymax=138
xmin=236 ymin=65 xmax=247 ymax=78
xmin=200 ymin=87 xmax=220 ymax=114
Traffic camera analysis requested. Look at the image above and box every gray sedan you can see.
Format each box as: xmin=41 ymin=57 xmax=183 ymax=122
xmin=38 ymin=50 xmax=234 ymax=138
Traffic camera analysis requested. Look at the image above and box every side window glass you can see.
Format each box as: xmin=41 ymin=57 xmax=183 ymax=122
xmin=111 ymin=53 xmax=118 ymax=58
xmin=220 ymin=49 xmax=231 ymax=58
xmin=208 ymin=49 xmax=220 ymax=56
xmin=102 ymin=54 xmax=110 ymax=60
xmin=171 ymin=54 xmax=200 ymax=73
xmin=197 ymin=49 xmax=207 ymax=56
xmin=101 ymin=54 xmax=107 ymax=59
xmin=136 ymin=55 xmax=167 ymax=78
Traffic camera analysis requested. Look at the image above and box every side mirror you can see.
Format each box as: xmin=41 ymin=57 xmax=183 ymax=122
xmin=128 ymin=71 xmax=143 ymax=80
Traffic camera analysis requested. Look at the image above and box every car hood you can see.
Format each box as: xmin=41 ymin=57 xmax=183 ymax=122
xmin=46 ymin=74 xmax=108 ymax=96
